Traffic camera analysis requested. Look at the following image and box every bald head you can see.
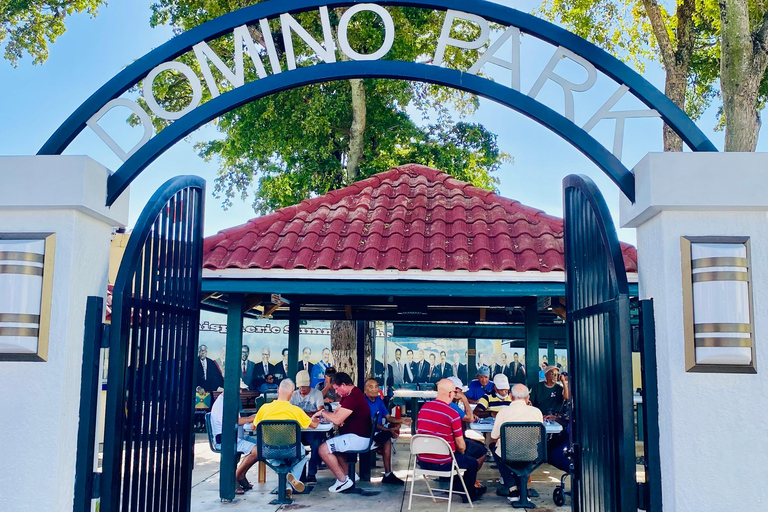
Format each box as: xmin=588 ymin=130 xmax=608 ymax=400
xmin=277 ymin=378 xmax=295 ymax=400
xmin=436 ymin=378 xmax=454 ymax=402
xmin=510 ymin=383 xmax=530 ymax=401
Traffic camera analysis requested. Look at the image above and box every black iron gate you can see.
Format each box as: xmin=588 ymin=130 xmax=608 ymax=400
xmin=563 ymin=175 xmax=637 ymax=512
xmin=101 ymin=176 xmax=205 ymax=512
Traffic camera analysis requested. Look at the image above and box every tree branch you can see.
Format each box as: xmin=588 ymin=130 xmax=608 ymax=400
xmin=640 ymin=0 xmax=677 ymax=68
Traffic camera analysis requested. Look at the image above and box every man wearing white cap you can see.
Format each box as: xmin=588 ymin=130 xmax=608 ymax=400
xmin=290 ymin=370 xmax=325 ymax=483
xmin=473 ymin=374 xmax=512 ymax=418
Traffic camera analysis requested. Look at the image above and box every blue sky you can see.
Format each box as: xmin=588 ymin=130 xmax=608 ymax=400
xmin=1 ymin=0 xmax=761 ymax=243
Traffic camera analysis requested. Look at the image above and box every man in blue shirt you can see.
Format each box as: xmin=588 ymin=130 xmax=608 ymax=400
xmin=465 ymin=365 xmax=494 ymax=403
xmin=364 ymin=378 xmax=405 ymax=484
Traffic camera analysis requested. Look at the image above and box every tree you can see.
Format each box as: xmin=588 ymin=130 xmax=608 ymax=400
xmin=719 ymin=0 xmax=768 ymax=151
xmin=1 ymin=1 xmax=105 ymax=66
xmin=540 ymin=0 xmax=768 ymax=151
xmin=539 ymin=0 xmax=720 ymax=151
xmin=147 ymin=1 xmax=511 ymax=213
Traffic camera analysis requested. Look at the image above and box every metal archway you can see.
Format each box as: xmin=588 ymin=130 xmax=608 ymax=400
xmin=37 ymin=0 xmax=717 ymax=206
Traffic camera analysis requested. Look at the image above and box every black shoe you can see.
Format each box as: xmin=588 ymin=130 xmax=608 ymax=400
xmin=461 ymin=490 xmax=484 ymax=503
xmin=304 ymin=474 xmax=317 ymax=484
xmin=474 ymin=483 xmax=487 ymax=494
xmin=382 ymin=473 xmax=404 ymax=485
xmin=497 ymin=486 xmax=510 ymax=497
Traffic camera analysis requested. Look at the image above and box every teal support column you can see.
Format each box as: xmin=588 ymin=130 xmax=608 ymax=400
xmin=524 ymin=299 xmax=540 ymax=389
xmin=547 ymin=340 xmax=555 ymax=369
xmin=220 ymin=294 xmax=244 ymax=501
xmin=288 ymin=302 xmax=300 ymax=381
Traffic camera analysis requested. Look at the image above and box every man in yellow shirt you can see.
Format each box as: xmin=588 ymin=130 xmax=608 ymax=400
xmin=253 ymin=378 xmax=322 ymax=493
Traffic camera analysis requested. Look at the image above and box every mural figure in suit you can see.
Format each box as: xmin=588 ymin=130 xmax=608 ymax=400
xmin=252 ymin=347 xmax=274 ymax=390
xmin=403 ymin=349 xmax=416 ymax=383
xmin=427 ymin=353 xmax=440 ymax=383
xmin=494 ymin=352 xmax=512 ymax=380
xmin=273 ymin=348 xmax=290 ymax=382
xmin=195 ymin=344 xmax=223 ymax=392
xmin=435 ymin=350 xmax=453 ymax=380
xmin=240 ymin=345 xmax=258 ymax=391
xmin=311 ymin=347 xmax=332 ymax=388
xmin=451 ymin=352 xmax=467 ymax=384
xmin=509 ymin=352 xmax=527 ymax=384
xmin=374 ymin=358 xmax=394 ymax=389
xmin=390 ymin=348 xmax=408 ymax=385
xmin=298 ymin=347 xmax=314 ymax=375
xmin=412 ymin=349 xmax=431 ymax=384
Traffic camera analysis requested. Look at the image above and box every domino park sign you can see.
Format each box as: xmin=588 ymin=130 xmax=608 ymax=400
xmin=38 ymin=0 xmax=717 ymax=206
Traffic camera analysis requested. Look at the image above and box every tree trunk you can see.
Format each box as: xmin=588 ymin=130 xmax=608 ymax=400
xmin=363 ymin=321 xmax=374 ymax=382
xmin=720 ymin=0 xmax=762 ymax=151
xmin=663 ymin=66 xmax=686 ymax=151
xmin=346 ymin=79 xmax=367 ymax=181
xmin=331 ymin=320 xmax=357 ymax=381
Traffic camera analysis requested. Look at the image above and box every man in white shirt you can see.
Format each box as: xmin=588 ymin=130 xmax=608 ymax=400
xmin=490 ymin=383 xmax=544 ymax=500
xmin=209 ymin=386 xmax=258 ymax=494
xmin=289 ymin=370 xmax=325 ymax=483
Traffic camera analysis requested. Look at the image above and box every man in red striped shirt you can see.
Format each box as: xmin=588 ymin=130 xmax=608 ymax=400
xmin=416 ymin=379 xmax=485 ymax=502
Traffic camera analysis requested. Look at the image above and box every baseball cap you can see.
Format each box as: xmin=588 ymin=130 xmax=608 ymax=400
xmin=448 ymin=376 xmax=468 ymax=392
xmin=477 ymin=365 xmax=491 ymax=377
xmin=544 ymin=365 xmax=560 ymax=374
xmin=492 ymin=373 xmax=510 ymax=390
xmin=296 ymin=370 xmax=311 ymax=387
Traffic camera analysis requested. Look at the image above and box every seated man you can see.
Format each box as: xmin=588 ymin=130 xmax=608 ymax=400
xmin=416 ymin=379 xmax=486 ymax=502
xmin=259 ymin=373 xmax=278 ymax=394
xmin=490 ymin=384 xmax=544 ymax=499
xmin=465 ymin=365 xmax=494 ymax=403
xmin=317 ymin=366 xmax=340 ymax=405
xmin=289 ymin=370 xmax=326 ymax=484
xmin=254 ymin=378 xmax=322 ymax=494
xmin=529 ymin=366 xmax=570 ymax=421
xmin=317 ymin=372 xmax=373 ymax=493
xmin=363 ymin=378 xmax=406 ymax=485
xmin=447 ymin=377 xmax=488 ymax=493
xmin=473 ymin=374 xmax=512 ymax=418
xmin=209 ymin=385 xmax=258 ymax=495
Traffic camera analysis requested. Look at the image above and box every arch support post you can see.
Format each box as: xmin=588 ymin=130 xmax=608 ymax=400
xmin=621 ymin=152 xmax=768 ymax=510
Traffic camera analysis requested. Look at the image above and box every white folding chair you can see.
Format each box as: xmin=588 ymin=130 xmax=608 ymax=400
xmin=408 ymin=434 xmax=473 ymax=512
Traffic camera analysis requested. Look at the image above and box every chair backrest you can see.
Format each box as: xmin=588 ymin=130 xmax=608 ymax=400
xmin=255 ymin=420 xmax=302 ymax=462
xmin=363 ymin=411 xmax=380 ymax=451
xmin=396 ymin=383 xmax=418 ymax=390
xmin=204 ymin=413 xmax=220 ymax=453
xmin=499 ymin=422 xmax=546 ymax=464
xmin=410 ymin=434 xmax=454 ymax=457
xmin=419 ymin=383 xmax=436 ymax=391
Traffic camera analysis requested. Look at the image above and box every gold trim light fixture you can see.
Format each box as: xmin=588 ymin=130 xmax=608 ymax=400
xmin=0 ymin=233 xmax=55 ymax=362
xmin=681 ymin=236 xmax=756 ymax=373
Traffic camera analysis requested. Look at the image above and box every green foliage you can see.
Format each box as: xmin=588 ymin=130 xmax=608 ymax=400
xmin=0 ymin=0 xmax=105 ymax=66
xmin=147 ymin=1 xmax=509 ymax=212
xmin=538 ymin=0 xmax=722 ymax=122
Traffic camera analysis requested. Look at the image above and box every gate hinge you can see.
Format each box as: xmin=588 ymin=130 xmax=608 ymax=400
xmin=100 ymin=323 xmax=110 ymax=349
xmin=637 ymin=481 xmax=647 ymax=510
xmin=92 ymin=472 xmax=101 ymax=499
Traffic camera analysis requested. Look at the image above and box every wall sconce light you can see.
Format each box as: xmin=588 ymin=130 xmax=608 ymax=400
xmin=681 ymin=236 xmax=756 ymax=373
xmin=0 ymin=233 xmax=55 ymax=362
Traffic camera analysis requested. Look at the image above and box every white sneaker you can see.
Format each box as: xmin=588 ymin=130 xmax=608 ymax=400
xmin=329 ymin=478 xmax=353 ymax=493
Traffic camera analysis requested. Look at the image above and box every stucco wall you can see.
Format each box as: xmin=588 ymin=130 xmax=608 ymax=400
xmin=0 ymin=156 xmax=128 ymax=511
xmin=622 ymin=153 xmax=768 ymax=512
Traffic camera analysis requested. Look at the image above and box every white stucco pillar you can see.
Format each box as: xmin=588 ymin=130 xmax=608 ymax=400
xmin=621 ymin=152 xmax=768 ymax=512
xmin=0 ymin=156 xmax=129 ymax=512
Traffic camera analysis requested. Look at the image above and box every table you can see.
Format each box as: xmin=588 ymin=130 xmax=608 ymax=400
xmin=393 ymin=389 xmax=438 ymax=434
xmin=468 ymin=417 xmax=563 ymax=435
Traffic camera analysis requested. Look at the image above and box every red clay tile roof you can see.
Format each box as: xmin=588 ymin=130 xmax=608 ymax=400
xmin=203 ymin=164 xmax=638 ymax=274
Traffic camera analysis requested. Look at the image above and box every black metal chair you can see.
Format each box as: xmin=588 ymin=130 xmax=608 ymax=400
xmin=499 ymin=422 xmax=547 ymax=509
xmin=256 ymin=420 xmax=304 ymax=505
xmin=343 ymin=412 xmax=380 ymax=492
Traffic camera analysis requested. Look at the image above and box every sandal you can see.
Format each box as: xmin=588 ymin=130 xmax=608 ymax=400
xmin=238 ymin=478 xmax=253 ymax=490
xmin=235 ymin=485 xmax=245 ymax=495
